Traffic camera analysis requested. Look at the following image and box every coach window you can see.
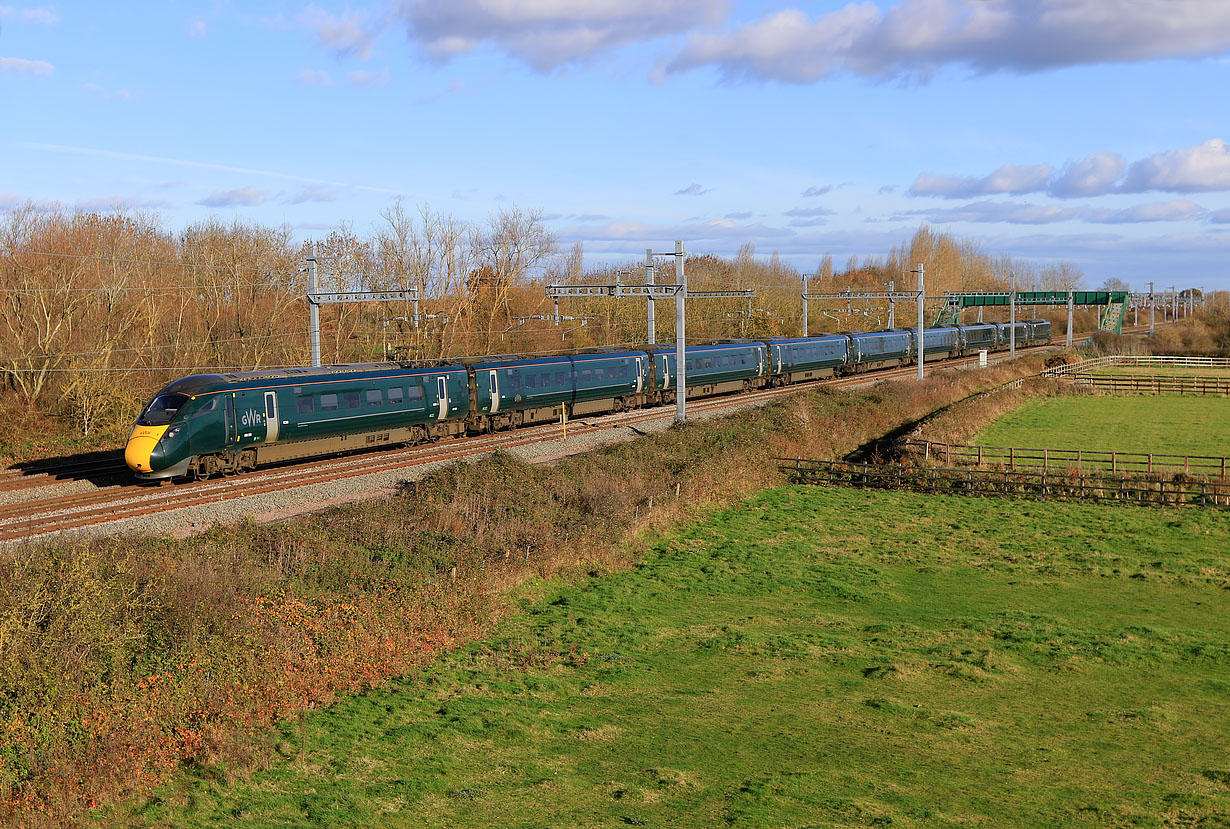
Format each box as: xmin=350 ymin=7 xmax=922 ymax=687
xmin=595 ymin=367 xmax=605 ymax=381
xmin=705 ymin=358 xmax=713 ymax=369
xmin=619 ymin=365 xmax=629 ymax=379
xmin=297 ymin=396 xmax=314 ymax=414
xmin=343 ymin=391 xmax=361 ymax=408
xmin=555 ymin=371 xmax=567 ymax=386
xmin=407 ymin=385 xmax=424 ymax=403
xmin=540 ymin=373 xmax=551 ymax=388
xmin=510 ymin=375 xmax=522 ymax=392
xmin=388 ymin=387 xmax=404 ymax=405
xmin=321 ymin=393 xmax=338 ymax=412
xmin=367 ymin=389 xmax=383 ymax=406
xmin=525 ymin=374 xmax=538 ymax=389
xmin=581 ymin=369 xmax=592 ymax=383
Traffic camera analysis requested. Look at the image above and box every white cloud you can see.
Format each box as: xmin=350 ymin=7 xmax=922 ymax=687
xmin=784 ymin=206 xmax=835 ymax=218
xmin=1121 ymin=139 xmax=1230 ymax=193
xmin=187 ymin=17 xmax=207 ymax=38
xmin=348 ymin=67 xmax=389 ymax=86
xmin=84 ymin=82 xmax=132 ymax=102
xmin=674 ymin=183 xmax=712 ymax=196
xmin=287 ymin=185 xmax=337 ymax=204
xmin=1210 ymin=208 xmax=1230 ymax=224
xmin=0 ymin=6 xmax=59 ymax=25
xmin=197 ymin=186 xmax=267 ymax=207
xmin=301 ymin=5 xmax=382 ymax=60
xmin=896 ymin=198 xmax=1208 ymax=225
xmin=296 ymin=68 xmax=333 ymax=86
xmin=1100 ymin=199 xmax=1206 ymax=223
xmin=396 ymin=0 xmax=730 ymax=72
xmin=802 ymin=185 xmax=834 ymax=197
xmin=557 ymin=217 xmax=793 ymax=245
xmin=0 ymin=193 xmax=59 ymax=212
xmin=0 ymin=56 xmax=54 ymax=76
xmin=1048 ymin=152 xmax=1126 ymax=197
xmin=913 ymin=141 xmax=1230 ymax=200
xmin=910 ymin=163 xmax=1053 ymax=198
xmin=664 ymin=0 xmax=1230 ymax=84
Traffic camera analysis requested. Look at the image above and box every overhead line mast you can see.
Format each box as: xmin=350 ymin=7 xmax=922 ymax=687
xmin=546 ymin=240 xmax=754 ymax=423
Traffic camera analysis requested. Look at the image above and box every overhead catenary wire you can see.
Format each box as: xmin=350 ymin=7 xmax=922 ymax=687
xmin=0 ymin=329 xmax=315 ymax=362
xmin=1 ymin=247 xmax=301 ymax=276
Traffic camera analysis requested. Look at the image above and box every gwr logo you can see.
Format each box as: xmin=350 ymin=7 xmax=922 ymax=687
xmin=241 ymin=408 xmax=264 ymax=427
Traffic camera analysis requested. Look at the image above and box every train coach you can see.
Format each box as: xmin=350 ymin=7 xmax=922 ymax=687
xmin=125 ymin=321 xmax=1055 ymax=480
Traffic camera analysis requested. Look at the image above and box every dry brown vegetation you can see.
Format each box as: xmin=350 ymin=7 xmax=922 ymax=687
xmin=0 ymin=356 xmax=1049 ymax=825
xmin=1 ymin=204 xmax=1100 ymax=460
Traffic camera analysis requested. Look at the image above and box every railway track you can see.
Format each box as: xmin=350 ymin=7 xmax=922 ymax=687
xmin=0 ymin=342 xmax=1069 ymax=543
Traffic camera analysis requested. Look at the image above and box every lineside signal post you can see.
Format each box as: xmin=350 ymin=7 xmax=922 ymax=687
xmin=547 ymin=240 xmax=754 ymax=424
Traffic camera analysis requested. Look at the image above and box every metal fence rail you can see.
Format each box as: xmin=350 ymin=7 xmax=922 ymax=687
xmin=777 ymin=458 xmax=1230 ymax=508
xmin=901 ymin=441 xmax=1229 ymax=478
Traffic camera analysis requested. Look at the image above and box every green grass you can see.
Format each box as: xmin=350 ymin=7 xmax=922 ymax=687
xmin=121 ymin=487 xmax=1230 ymax=827
xmin=973 ymin=395 xmax=1230 ymax=455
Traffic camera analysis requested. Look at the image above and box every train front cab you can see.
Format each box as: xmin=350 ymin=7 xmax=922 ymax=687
xmin=125 ymin=374 xmax=236 ymax=480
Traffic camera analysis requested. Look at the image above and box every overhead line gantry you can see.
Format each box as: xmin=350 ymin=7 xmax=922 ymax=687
xmin=546 ymin=240 xmax=754 ymax=424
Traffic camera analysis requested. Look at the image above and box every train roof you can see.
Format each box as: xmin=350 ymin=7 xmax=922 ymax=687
xmin=763 ymin=334 xmax=848 ymax=344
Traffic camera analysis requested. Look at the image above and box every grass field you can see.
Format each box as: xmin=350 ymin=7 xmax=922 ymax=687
xmin=973 ymin=396 xmax=1230 ymax=455
xmin=121 ymin=487 xmax=1230 ymax=827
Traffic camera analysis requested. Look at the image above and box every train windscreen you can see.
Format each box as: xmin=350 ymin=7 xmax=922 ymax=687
xmin=137 ymin=393 xmax=190 ymax=426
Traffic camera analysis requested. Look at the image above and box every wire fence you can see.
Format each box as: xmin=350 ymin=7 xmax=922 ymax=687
xmin=778 ymin=458 xmax=1230 ymax=508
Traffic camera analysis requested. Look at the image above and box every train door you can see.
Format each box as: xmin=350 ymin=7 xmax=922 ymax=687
xmin=224 ymin=396 xmax=238 ymax=447
xmin=635 ymin=357 xmax=643 ymax=393
xmin=263 ymin=391 xmax=279 ymax=443
xmin=436 ymin=376 xmax=448 ymax=420
xmin=488 ymin=370 xmax=500 ymax=413
xmin=660 ymin=355 xmax=670 ymax=389
xmin=774 ymin=345 xmax=782 ymax=373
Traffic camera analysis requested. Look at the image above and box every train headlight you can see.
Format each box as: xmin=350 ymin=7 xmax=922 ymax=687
xmin=163 ymin=424 xmax=184 ymax=441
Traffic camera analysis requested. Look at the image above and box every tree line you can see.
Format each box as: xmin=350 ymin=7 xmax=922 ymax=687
xmin=1 ymin=201 xmax=1093 ymax=439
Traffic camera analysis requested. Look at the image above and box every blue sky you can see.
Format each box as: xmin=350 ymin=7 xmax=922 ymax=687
xmin=2 ymin=0 xmax=1229 ymax=290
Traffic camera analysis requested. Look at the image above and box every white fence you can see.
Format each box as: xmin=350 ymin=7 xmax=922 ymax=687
xmin=1042 ymin=354 xmax=1230 ymax=377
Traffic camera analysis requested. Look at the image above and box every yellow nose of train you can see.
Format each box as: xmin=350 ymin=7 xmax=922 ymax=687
xmin=124 ymin=424 xmax=167 ymax=473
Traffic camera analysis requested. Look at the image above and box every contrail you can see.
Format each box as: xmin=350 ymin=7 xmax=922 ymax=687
xmin=19 ymin=141 xmax=405 ymax=196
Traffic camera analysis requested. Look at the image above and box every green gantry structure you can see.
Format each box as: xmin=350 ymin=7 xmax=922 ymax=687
xmin=934 ymin=290 xmax=1130 ymax=335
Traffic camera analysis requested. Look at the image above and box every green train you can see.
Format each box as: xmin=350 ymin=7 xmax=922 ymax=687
xmin=126 ymin=322 xmax=1051 ymax=480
